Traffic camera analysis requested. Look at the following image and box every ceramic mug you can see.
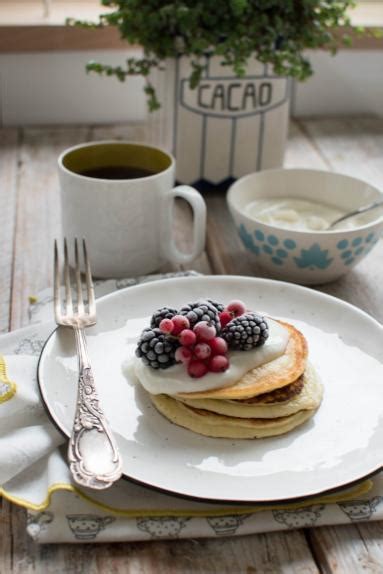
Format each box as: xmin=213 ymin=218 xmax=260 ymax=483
xmin=58 ymin=141 xmax=206 ymax=277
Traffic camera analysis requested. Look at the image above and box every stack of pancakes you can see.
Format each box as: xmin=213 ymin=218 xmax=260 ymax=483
xmin=148 ymin=320 xmax=323 ymax=439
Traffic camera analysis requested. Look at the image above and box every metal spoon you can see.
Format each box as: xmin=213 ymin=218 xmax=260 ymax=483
xmin=327 ymin=200 xmax=383 ymax=230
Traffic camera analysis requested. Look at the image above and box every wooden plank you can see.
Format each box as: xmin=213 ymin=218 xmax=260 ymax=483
xmin=10 ymin=530 xmax=317 ymax=574
xmin=90 ymin=124 xmax=150 ymax=143
xmin=0 ymin=26 xmax=136 ymax=53
xmin=307 ymin=525 xmax=383 ymax=574
xmin=0 ymin=531 xmax=320 ymax=574
xmin=0 ymin=128 xmax=18 ymax=332
xmin=0 ymin=26 xmax=381 ymax=54
xmin=98 ymin=531 xmax=319 ymax=574
xmin=284 ymin=122 xmax=329 ymax=170
xmin=298 ymin=117 xmax=383 ymax=191
xmin=357 ymin=521 xmax=383 ymax=568
xmin=9 ymin=127 xmax=90 ymax=330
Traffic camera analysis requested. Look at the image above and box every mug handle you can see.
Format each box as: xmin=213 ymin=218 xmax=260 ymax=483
xmin=162 ymin=185 xmax=207 ymax=265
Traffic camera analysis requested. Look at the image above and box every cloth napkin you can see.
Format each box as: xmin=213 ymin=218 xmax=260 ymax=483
xmin=1 ymin=271 xmax=383 ymax=544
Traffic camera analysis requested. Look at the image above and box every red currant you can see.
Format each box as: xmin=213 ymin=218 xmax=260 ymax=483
xmin=209 ymin=337 xmax=228 ymax=356
xmin=179 ymin=329 xmax=197 ymax=346
xmin=219 ymin=311 xmax=232 ymax=328
xmin=175 ymin=346 xmax=192 ymax=364
xmin=208 ymin=355 xmax=229 ymax=373
xmin=159 ymin=318 xmax=174 ymax=334
xmin=226 ymin=300 xmax=246 ymax=317
xmin=172 ymin=315 xmax=190 ymax=335
xmin=193 ymin=321 xmax=216 ymax=341
xmin=194 ymin=343 xmax=211 ymax=360
xmin=188 ymin=360 xmax=208 ymax=378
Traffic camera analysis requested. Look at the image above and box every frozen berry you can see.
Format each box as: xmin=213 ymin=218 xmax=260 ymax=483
xmin=150 ymin=306 xmax=178 ymax=328
xmin=219 ymin=311 xmax=232 ymax=328
xmin=179 ymin=329 xmax=197 ymax=346
xmin=206 ymin=299 xmax=225 ymax=313
xmin=194 ymin=343 xmax=211 ymax=360
xmin=175 ymin=346 xmax=192 ymax=364
xmin=135 ymin=327 xmax=178 ymax=369
xmin=188 ymin=360 xmax=208 ymax=378
xmin=159 ymin=318 xmax=174 ymax=334
xmin=172 ymin=315 xmax=190 ymax=335
xmin=193 ymin=321 xmax=216 ymax=341
xmin=209 ymin=337 xmax=228 ymax=355
xmin=226 ymin=300 xmax=246 ymax=317
xmin=222 ymin=313 xmax=269 ymax=350
xmin=179 ymin=301 xmax=220 ymax=331
xmin=208 ymin=355 xmax=229 ymax=373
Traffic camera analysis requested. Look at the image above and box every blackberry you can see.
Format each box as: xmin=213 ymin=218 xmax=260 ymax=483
xmin=150 ymin=306 xmax=178 ymax=328
xmin=135 ymin=328 xmax=178 ymax=369
xmin=179 ymin=300 xmax=221 ymax=331
xmin=221 ymin=313 xmax=269 ymax=351
xmin=206 ymin=299 xmax=225 ymax=313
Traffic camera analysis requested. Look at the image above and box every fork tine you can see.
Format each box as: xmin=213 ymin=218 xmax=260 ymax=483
xmin=74 ymin=238 xmax=84 ymax=316
xmin=53 ymin=239 xmax=61 ymax=321
xmin=63 ymin=238 xmax=73 ymax=316
xmin=83 ymin=239 xmax=96 ymax=316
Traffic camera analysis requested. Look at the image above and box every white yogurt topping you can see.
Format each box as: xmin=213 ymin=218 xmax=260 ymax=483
xmin=131 ymin=318 xmax=289 ymax=395
xmin=245 ymin=197 xmax=379 ymax=231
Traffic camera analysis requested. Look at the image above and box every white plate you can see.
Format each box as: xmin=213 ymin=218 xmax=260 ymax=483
xmin=38 ymin=276 xmax=383 ymax=503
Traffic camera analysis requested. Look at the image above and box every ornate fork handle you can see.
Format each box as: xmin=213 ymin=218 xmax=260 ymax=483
xmin=68 ymin=328 xmax=122 ymax=489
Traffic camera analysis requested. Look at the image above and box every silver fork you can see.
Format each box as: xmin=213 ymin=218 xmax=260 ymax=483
xmin=54 ymin=238 xmax=122 ymax=490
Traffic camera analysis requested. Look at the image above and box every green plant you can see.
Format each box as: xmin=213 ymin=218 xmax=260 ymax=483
xmin=69 ymin=0 xmax=356 ymax=111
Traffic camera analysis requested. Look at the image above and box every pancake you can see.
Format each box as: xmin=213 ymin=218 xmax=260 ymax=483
xmin=177 ymin=363 xmax=323 ymax=419
xmin=150 ymin=392 xmax=318 ymax=439
xmin=176 ymin=321 xmax=308 ymax=400
xmin=239 ymin=375 xmax=304 ymax=404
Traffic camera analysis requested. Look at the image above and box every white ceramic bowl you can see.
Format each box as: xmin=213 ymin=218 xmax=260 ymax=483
xmin=227 ymin=168 xmax=383 ymax=284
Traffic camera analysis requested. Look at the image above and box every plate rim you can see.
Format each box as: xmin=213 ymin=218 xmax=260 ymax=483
xmin=37 ymin=275 xmax=383 ymax=504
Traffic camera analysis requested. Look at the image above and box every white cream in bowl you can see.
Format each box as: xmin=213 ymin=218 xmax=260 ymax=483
xmin=245 ymin=197 xmax=379 ymax=232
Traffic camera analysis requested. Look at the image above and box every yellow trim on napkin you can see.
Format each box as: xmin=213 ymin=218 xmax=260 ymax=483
xmin=0 ymin=479 xmax=373 ymax=518
xmin=0 ymin=355 xmax=16 ymax=404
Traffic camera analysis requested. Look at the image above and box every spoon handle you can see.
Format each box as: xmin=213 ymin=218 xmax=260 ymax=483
xmin=328 ymin=200 xmax=383 ymax=229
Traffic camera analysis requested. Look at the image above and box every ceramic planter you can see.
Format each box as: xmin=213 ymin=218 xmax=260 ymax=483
xmin=149 ymin=55 xmax=290 ymax=191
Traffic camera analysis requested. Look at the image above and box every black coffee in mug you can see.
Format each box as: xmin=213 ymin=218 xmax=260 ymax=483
xmin=63 ymin=142 xmax=169 ymax=181
xmin=79 ymin=166 xmax=156 ymax=180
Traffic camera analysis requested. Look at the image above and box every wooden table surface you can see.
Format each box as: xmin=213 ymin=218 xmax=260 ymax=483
xmin=1 ymin=118 xmax=383 ymax=573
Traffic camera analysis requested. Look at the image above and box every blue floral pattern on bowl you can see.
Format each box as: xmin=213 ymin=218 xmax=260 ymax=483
xmin=294 ymin=244 xmax=333 ymax=270
xmin=237 ymin=223 xmax=380 ymax=273
xmin=238 ymin=224 xmax=260 ymax=255
xmin=335 ymin=233 xmax=379 ymax=266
